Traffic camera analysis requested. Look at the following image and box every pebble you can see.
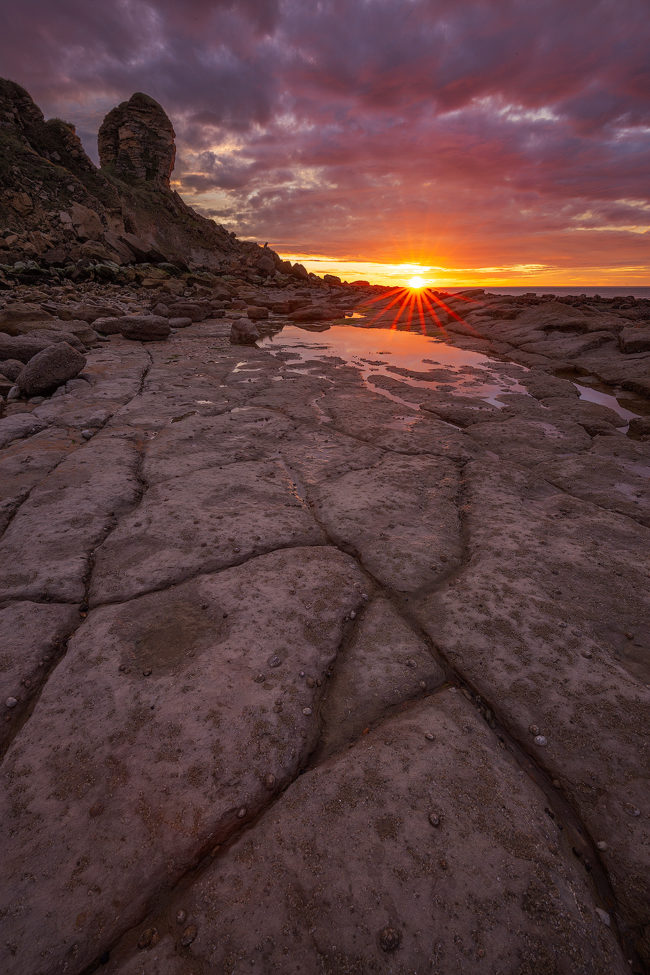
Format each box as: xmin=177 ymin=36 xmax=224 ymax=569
xmin=237 ymin=806 xmax=247 ymax=819
xmin=181 ymin=924 xmax=197 ymax=947
xmin=623 ymin=803 xmax=641 ymax=817
xmin=349 ymin=610 xmax=356 ymax=620
xmin=175 ymin=909 xmax=187 ymax=925
xmin=264 ymin=773 xmax=276 ymax=790
xmin=268 ymin=654 xmax=281 ymax=668
xmin=534 ymin=735 xmax=547 ymax=747
xmin=439 ymin=858 xmax=448 ymax=870
xmin=424 ymin=733 xmax=435 ymax=741
xmin=81 ymin=429 xmax=93 ymax=440
xmin=5 ymin=697 xmax=18 ymax=709
xmin=306 ymin=676 xmax=315 ymax=688
xmin=379 ymin=926 xmax=401 ymax=952
xmin=254 ymin=672 xmax=266 ymax=683
xmin=596 ymin=840 xmax=608 ymax=851
xmin=428 ymin=812 xmax=442 ymax=828
xmin=142 ymin=668 xmax=152 ymax=677
xmin=138 ymin=927 xmax=159 ymax=950
xmin=528 ymin=724 xmax=539 ymax=735
xmin=302 ymin=707 xmax=313 ymax=716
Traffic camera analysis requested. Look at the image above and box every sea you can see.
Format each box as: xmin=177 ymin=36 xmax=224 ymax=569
xmin=481 ymin=286 xmax=650 ymax=300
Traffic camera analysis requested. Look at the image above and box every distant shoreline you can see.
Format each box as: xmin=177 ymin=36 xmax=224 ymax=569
xmin=454 ymin=285 xmax=650 ymax=299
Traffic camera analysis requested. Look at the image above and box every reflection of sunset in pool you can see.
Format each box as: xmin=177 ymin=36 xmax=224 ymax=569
xmin=260 ymin=324 xmax=528 ymax=410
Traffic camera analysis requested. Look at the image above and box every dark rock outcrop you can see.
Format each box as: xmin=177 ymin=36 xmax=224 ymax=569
xmin=98 ymin=93 xmax=175 ymax=187
xmin=0 ymin=78 xmax=299 ymax=279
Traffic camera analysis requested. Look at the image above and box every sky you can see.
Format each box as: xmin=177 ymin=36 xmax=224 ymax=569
xmin=1 ymin=0 xmax=649 ymax=286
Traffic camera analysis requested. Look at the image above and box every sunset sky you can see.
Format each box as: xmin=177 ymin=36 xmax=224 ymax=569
xmin=2 ymin=0 xmax=649 ymax=286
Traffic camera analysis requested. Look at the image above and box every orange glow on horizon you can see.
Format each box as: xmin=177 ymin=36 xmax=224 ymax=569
xmin=278 ymin=253 xmax=649 ymax=289
xmin=358 ymin=285 xmax=480 ymax=337
xmin=408 ymin=275 xmax=426 ymax=289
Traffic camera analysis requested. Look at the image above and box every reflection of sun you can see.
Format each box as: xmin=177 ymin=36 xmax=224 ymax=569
xmin=408 ymin=275 xmax=426 ymax=289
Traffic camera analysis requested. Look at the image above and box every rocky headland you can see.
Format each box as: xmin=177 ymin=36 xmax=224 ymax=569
xmin=0 ymin=80 xmax=649 ymax=975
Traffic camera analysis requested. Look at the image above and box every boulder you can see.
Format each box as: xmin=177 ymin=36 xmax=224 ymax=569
xmin=0 ymin=358 xmax=23 ymax=380
xmin=619 ymin=325 xmax=650 ymax=353
xmin=230 ymin=318 xmax=260 ymax=345
xmin=118 ymin=315 xmax=171 ymax=342
xmin=165 ymin=301 xmax=211 ymax=322
xmin=16 ymin=342 xmax=86 ymax=396
xmin=168 ymin=317 xmax=192 ymax=329
xmin=289 ymin=305 xmax=338 ymax=322
xmin=68 ymin=202 xmax=104 ymax=241
xmin=323 ymin=273 xmax=342 ymax=285
xmin=91 ymin=316 xmax=125 ymax=336
xmin=246 ymin=305 xmax=269 ymax=320
xmin=0 ymin=333 xmax=55 ymax=363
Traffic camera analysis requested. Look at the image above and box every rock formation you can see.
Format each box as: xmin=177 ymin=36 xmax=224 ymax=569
xmin=98 ymin=92 xmax=175 ymax=187
xmin=0 ymin=79 xmax=302 ymax=282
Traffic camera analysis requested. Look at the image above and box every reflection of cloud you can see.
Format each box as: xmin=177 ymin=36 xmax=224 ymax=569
xmin=2 ymin=0 xmax=649 ymax=279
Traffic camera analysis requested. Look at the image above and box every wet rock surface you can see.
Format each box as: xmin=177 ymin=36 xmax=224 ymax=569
xmin=0 ymin=278 xmax=648 ymax=975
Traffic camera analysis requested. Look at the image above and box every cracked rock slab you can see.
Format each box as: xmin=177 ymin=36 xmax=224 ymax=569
xmin=0 ymin=601 xmax=79 ymax=751
xmin=90 ymin=458 xmax=327 ymax=605
xmin=416 ymin=460 xmax=650 ymax=957
xmin=108 ymin=691 xmax=628 ymax=975
xmin=312 ymin=452 xmax=462 ymax=592
xmin=0 ymin=430 xmax=140 ymax=602
xmin=317 ymin=595 xmax=446 ymax=759
xmin=0 ymin=546 xmax=366 ymax=975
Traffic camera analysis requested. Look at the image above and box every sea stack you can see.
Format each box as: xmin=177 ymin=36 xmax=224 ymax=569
xmin=98 ymin=92 xmax=176 ymax=187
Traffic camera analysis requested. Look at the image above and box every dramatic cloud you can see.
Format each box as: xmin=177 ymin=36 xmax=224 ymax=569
xmin=2 ymin=0 xmax=649 ymax=281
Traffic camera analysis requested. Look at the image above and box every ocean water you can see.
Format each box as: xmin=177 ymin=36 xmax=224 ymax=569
xmin=481 ymin=286 xmax=650 ymax=300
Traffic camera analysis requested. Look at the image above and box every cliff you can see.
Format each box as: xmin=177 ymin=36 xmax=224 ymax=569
xmin=0 ymin=79 xmax=299 ymax=281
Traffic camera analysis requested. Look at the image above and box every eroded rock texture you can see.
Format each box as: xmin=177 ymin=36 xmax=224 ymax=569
xmin=0 ymin=280 xmax=648 ymax=975
xmin=98 ymin=92 xmax=176 ymax=187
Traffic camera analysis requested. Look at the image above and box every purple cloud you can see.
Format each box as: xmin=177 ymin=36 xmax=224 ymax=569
xmin=1 ymin=0 xmax=648 ymax=274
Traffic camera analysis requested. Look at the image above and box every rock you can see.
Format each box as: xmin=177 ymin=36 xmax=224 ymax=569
xmin=289 ymin=305 xmax=338 ymax=322
xmin=0 ymin=358 xmax=23 ymax=380
xmin=629 ymin=416 xmax=650 ymax=438
xmin=98 ymin=92 xmax=176 ymax=187
xmin=16 ymin=342 xmax=86 ymax=396
xmin=324 ymin=273 xmax=342 ymax=286
xmin=619 ymin=325 xmax=650 ymax=353
xmin=0 ymin=332 xmax=55 ymax=363
xmin=91 ymin=316 xmax=125 ymax=335
xmin=0 ymin=301 xmax=51 ymax=333
xmin=256 ymin=253 xmax=276 ymax=275
xmin=118 ymin=316 xmax=171 ymax=342
xmin=230 ymin=318 xmax=260 ymax=345
xmin=246 ymin=305 xmax=269 ymax=320
xmin=168 ymin=317 xmax=192 ymax=329
xmin=165 ymin=302 xmax=211 ymax=322
xmin=68 ymin=202 xmax=104 ymax=241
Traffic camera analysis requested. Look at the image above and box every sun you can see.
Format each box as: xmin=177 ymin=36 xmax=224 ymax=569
xmin=408 ymin=275 xmax=426 ymax=289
